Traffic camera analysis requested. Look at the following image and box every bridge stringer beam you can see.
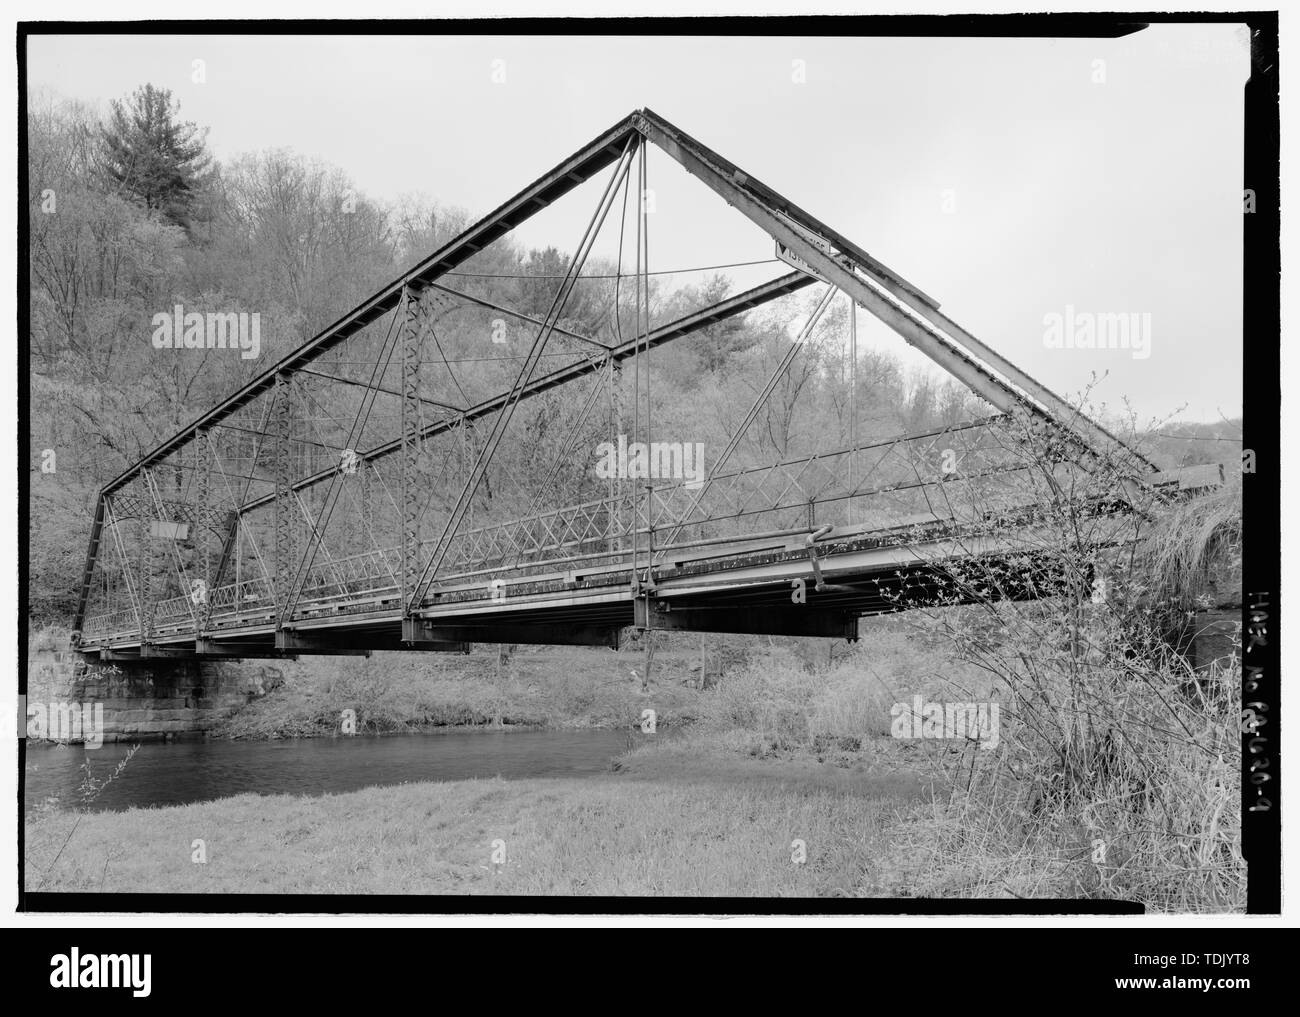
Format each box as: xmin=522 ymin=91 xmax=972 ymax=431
xmin=635 ymin=596 xmax=859 ymax=641
xmin=414 ymin=621 xmax=622 ymax=649
xmin=268 ymin=630 xmax=374 ymax=656
xmin=276 ymin=623 xmax=470 ymax=654
xmin=196 ymin=638 xmax=301 ymax=660
xmin=400 ymin=617 xmax=472 ymax=653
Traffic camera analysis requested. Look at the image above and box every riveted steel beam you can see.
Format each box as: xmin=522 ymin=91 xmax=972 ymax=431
xmin=400 ymin=285 xmax=425 ymax=626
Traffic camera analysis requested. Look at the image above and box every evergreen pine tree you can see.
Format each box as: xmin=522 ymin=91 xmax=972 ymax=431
xmin=99 ymin=83 xmax=213 ymax=233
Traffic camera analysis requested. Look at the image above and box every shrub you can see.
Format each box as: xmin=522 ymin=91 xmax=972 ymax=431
xmin=889 ymin=409 xmax=1244 ymax=911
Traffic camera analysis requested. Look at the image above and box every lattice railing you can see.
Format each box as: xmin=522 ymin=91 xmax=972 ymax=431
xmin=82 ymin=608 xmax=140 ymax=640
xmin=155 ymin=593 xmax=197 ymax=622
xmin=208 ymin=577 xmax=275 ymax=621
xmin=80 ymin=417 xmax=1065 ymax=638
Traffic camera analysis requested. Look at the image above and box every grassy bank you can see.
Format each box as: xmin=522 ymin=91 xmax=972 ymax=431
xmin=24 ymin=742 xmax=928 ymax=896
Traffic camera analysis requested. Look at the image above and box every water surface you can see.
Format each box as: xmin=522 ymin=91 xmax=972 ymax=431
xmin=24 ymin=728 xmax=652 ymax=812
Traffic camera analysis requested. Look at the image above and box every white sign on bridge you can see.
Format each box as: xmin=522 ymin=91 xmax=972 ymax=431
xmin=775 ymin=240 xmax=832 ymax=284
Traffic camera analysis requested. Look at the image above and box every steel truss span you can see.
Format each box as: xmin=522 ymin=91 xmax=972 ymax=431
xmin=72 ymin=109 xmax=1194 ymax=662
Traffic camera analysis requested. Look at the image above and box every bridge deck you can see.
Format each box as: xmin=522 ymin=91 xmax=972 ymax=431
xmin=80 ymin=502 xmax=1142 ymax=659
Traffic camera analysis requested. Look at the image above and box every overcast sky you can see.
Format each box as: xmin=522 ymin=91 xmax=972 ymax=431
xmin=28 ymin=24 xmax=1249 ymax=423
